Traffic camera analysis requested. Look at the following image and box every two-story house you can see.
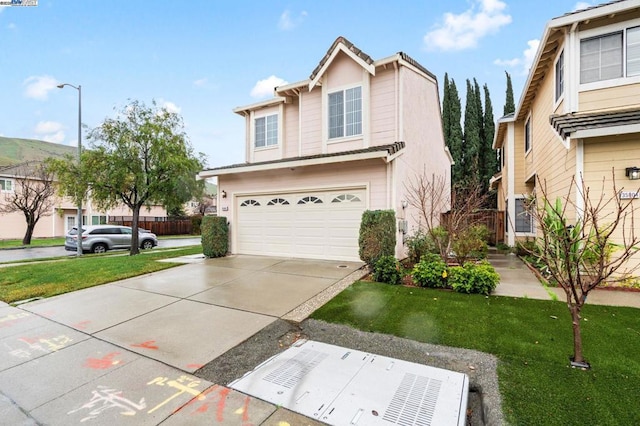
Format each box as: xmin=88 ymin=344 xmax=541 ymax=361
xmin=199 ymin=37 xmax=452 ymax=262
xmin=492 ymin=0 xmax=640 ymax=264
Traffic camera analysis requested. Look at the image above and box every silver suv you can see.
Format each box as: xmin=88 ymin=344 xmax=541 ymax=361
xmin=65 ymin=225 xmax=158 ymax=254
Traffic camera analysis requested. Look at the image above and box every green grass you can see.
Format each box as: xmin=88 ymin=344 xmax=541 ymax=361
xmin=312 ymin=282 xmax=640 ymax=425
xmin=0 ymin=246 xmax=203 ymax=303
xmin=0 ymin=238 xmax=66 ymax=249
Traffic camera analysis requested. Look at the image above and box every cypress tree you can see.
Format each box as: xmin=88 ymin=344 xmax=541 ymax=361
xmin=504 ymin=71 xmax=515 ymax=115
xmin=447 ymin=78 xmax=464 ymax=186
xmin=442 ymin=73 xmax=452 ymax=148
xmin=482 ymin=83 xmax=497 ymax=185
xmin=463 ymin=79 xmax=481 ymax=184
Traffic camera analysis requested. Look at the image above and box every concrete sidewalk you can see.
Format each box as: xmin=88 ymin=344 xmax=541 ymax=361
xmin=489 ymin=252 xmax=640 ymax=309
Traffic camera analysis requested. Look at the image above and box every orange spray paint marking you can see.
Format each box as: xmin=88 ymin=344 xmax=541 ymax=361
xmin=84 ymin=352 xmax=121 ymax=369
xmin=241 ymin=395 xmax=251 ymax=423
xmin=131 ymin=340 xmax=158 ymax=350
xmin=73 ymin=320 xmax=91 ymax=330
xmin=216 ymin=387 xmax=230 ymax=423
xmin=186 ymin=363 xmax=204 ymax=370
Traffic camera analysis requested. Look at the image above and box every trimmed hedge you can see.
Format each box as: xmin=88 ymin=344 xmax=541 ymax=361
xmin=201 ymin=216 xmax=228 ymax=258
xmin=358 ymin=210 xmax=396 ymax=265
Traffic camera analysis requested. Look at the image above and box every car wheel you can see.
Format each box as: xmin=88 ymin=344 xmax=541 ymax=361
xmin=92 ymin=243 xmax=108 ymax=254
xmin=141 ymin=240 xmax=154 ymax=250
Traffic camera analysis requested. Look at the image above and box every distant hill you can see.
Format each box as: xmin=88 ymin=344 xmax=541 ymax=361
xmin=0 ymin=136 xmax=76 ymax=166
xmin=205 ymin=182 xmax=217 ymax=195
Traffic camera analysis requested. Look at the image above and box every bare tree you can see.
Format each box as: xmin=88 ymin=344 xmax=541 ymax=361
xmin=529 ymin=173 xmax=640 ymax=367
xmin=0 ymin=162 xmax=56 ymax=245
xmin=405 ymin=170 xmax=488 ymax=262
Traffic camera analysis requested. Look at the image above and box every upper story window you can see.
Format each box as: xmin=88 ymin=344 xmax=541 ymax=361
xmin=255 ymin=114 xmax=278 ymax=148
xmin=555 ymin=50 xmax=564 ymax=101
xmin=580 ymin=25 xmax=640 ymax=84
xmin=524 ymin=117 xmax=531 ymax=153
xmin=0 ymin=178 xmax=13 ymax=192
xmin=328 ymin=86 xmax=362 ymax=139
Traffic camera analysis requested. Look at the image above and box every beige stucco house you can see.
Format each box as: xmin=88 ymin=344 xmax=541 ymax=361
xmin=0 ymin=159 xmax=167 ymax=240
xmin=199 ymin=37 xmax=452 ymax=262
xmin=492 ymin=0 xmax=640 ymax=258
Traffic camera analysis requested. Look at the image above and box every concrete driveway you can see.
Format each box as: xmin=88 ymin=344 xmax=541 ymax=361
xmin=0 ymin=255 xmax=364 ymax=425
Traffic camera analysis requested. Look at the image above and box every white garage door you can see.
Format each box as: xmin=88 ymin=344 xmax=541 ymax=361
xmin=236 ymin=189 xmax=366 ymax=261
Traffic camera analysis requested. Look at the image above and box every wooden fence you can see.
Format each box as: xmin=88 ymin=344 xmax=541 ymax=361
xmin=109 ymin=219 xmax=193 ymax=236
xmin=441 ymin=209 xmax=505 ymax=245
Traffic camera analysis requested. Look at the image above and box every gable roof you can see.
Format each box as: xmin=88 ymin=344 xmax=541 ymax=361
xmin=309 ymin=36 xmax=376 ymax=90
xmin=515 ymin=0 xmax=640 ymax=121
xmin=199 ymin=142 xmax=405 ymax=178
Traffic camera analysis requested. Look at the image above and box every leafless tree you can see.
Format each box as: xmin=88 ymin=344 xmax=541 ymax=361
xmin=529 ymin=173 xmax=640 ymax=367
xmin=405 ymin=170 xmax=488 ymax=262
xmin=0 ymin=162 xmax=56 ymax=245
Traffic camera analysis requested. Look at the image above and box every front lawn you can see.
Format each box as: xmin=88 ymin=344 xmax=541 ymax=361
xmin=0 ymin=246 xmax=203 ymax=303
xmin=312 ymin=281 xmax=640 ymax=425
xmin=0 ymin=237 xmax=66 ymax=249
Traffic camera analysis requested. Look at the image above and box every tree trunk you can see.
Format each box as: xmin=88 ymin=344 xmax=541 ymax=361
xmin=130 ymin=205 xmax=140 ymax=255
xmin=570 ymin=304 xmax=585 ymax=364
xmin=22 ymin=214 xmax=35 ymax=245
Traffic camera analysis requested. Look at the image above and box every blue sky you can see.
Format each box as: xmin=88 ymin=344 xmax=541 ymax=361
xmin=1 ymin=0 xmax=598 ymax=168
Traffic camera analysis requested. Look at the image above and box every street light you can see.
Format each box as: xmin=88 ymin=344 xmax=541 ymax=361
xmin=57 ymin=83 xmax=83 ymax=257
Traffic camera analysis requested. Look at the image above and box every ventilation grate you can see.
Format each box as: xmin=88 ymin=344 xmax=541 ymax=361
xmin=262 ymin=348 xmax=328 ymax=388
xmin=382 ymin=373 xmax=442 ymax=425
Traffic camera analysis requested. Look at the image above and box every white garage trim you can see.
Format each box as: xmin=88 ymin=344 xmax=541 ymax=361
xmin=233 ymin=186 xmax=368 ymax=261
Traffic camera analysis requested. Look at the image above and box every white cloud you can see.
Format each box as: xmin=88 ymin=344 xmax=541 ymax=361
xmin=493 ymin=39 xmax=540 ymax=75
xmin=193 ymin=78 xmax=208 ymax=87
xmin=278 ymin=9 xmax=307 ymax=31
xmin=423 ymin=0 xmax=512 ymax=51
xmin=161 ymin=100 xmax=181 ymax=114
xmin=34 ymin=121 xmax=66 ymax=144
xmin=23 ymin=75 xmax=59 ymax=100
xmin=7 ymin=23 xmax=16 ymax=30
xmin=574 ymin=2 xmax=593 ymax=11
xmin=250 ymin=75 xmax=288 ymax=99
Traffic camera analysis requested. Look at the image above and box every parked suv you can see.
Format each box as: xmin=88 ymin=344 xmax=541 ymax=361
xmin=65 ymin=225 xmax=158 ymax=254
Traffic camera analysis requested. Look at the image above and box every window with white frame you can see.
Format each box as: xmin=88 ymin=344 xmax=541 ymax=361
xmin=555 ymin=49 xmax=564 ymax=101
xmin=91 ymin=215 xmax=107 ymax=225
xmin=328 ymin=86 xmax=362 ymax=139
xmin=628 ymin=26 xmax=640 ymax=77
xmin=0 ymin=178 xmax=13 ymax=192
xmin=524 ymin=117 xmax=531 ymax=153
xmin=580 ymin=25 xmax=640 ymax=84
xmin=255 ymin=114 xmax=278 ymax=148
xmin=515 ymin=198 xmax=533 ymax=233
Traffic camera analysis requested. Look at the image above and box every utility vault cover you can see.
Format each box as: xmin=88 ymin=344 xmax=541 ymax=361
xmin=229 ymin=340 xmax=469 ymax=425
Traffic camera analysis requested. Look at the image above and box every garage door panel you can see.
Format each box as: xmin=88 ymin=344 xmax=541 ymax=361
xmin=236 ymin=189 xmax=366 ymax=261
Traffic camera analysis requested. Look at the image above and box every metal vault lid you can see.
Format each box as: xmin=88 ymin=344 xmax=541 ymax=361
xmin=229 ymin=340 xmax=468 ymax=426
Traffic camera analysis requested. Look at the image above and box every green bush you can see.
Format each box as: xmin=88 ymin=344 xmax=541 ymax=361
xmin=452 ymin=224 xmax=489 ymax=263
xmin=405 ymin=230 xmax=437 ymax=264
xmin=516 ymin=239 xmax=537 ymax=256
xmin=201 ymin=216 xmax=228 ymax=258
xmin=190 ymin=215 xmax=203 ymax=235
xmin=411 ymin=253 xmax=448 ymax=288
xmin=373 ymin=255 xmax=402 ymax=285
xmin=449 ymin=261 xmax=499 ymax=295
xmin=358 ymin=210 xmax=396 ymax=265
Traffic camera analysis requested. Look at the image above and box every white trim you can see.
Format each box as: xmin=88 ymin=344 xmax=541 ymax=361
xmin=298 ymin=90 xmax=303 ymax=157
xmin=567 ymin=23 xmax=578 ymax=113
xmin=394 ymin=62 xmax=399 ymax=142
xmin=321 ymin=79 xmax=328 ymax=154
xmin=553 ymin=47 xmax=565 ymax=110
xmin=233 ymin=97 xmax=286 ymax=115
xmin=573 ymin=123 xmax=640 ymax=139
xmin=309 ymin=43 xmax=375 ymax=90
xmin=550 ymin=1 xmax=640 ymax=28
xmin=514 ymin=194 xmax=535 ymax=236
xmin=249 ymin=110 xmax=255 ymax=163
xmin=326 ymin=83 xmax=364 ymax=144
xmin=524 ymin=113 xmax=533 ymax=155
xmin=326 ymin=135 xmax=363 ymax=146
xmin=275 ymin=79 xmax=310 ymax=94
xmin=199 ymin=150 xmax=393 ymax=178
xmin=507 ymin=121 xmax=515 ymax=247
xmin=278 ymin=103 xmax=284 ymax=159
xmin=399 ymin=67 xmax=404 ymax=141
xmin=576 ymin=138 xmax=584 ymax=221
xmin=363 ymin=68 xmax=370 ymax=148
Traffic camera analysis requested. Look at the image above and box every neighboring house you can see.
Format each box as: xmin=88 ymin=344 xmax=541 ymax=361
xmin=0 ymin=139 xmax=168 ymax=240
xmin=492 ymin=1 xmax=640 ymax=256
xmin=199 ymin=36 xmax=452 ymax=261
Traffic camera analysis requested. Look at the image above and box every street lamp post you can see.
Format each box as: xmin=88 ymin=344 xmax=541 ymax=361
xmin=57 ymin=83 xmax=83 ymax=257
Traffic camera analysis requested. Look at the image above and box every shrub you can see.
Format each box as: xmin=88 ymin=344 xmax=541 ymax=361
xmin=358 ymin=210 xmax=396 ymax=265
xmin=201 ymin=216 xmax=228 ymax=258
xmin=405 ymin=230 xmax=437 ymax=265
xmin=449 ymin=261 xmax=499 ymax=295
xmin=452 ymin=224 xmax=489 ymax=263
xmin=373 ymin=255 xmax=402 ymax=285
xmin=516 ymin=239 xmax=538 ymax=256
xmin=411 ymin=253 xmax=448 ymax=288
xmin=190 ymin=215 xmax=203 ymax=235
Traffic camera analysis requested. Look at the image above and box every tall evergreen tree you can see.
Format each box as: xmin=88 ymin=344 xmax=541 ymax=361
xmin=442 ymin=73 xmax=452 ymax=147
xmin=446 ymin=77 xmax=464 ymax=185
xmin=504 ymin=71 xmax=515 ymax=115
xmin=482 ymin=83 xmax=497 ymax=186
xmin=463 ymin=79 xmax=481 ymax=184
